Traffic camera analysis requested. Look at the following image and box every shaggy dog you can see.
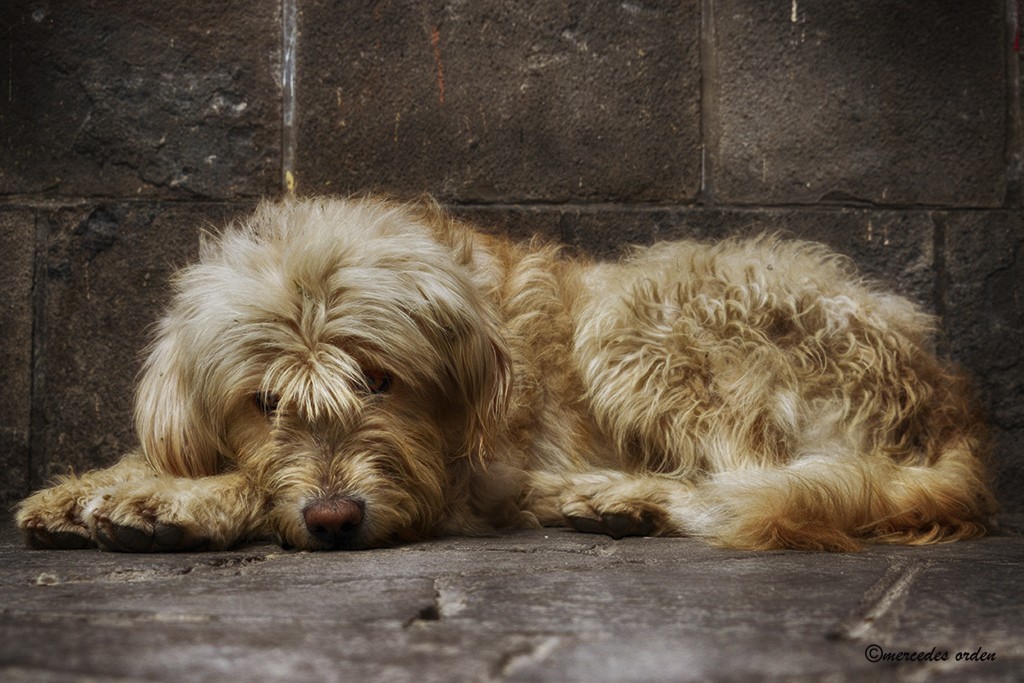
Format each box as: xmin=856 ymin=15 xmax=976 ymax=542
xmin=16 ymin=197 xmax=997 ymax=552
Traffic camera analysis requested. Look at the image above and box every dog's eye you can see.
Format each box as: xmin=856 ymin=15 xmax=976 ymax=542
xmin=254 ymin=392 xmax=281 ymax=415
xmin=363 ymin=370 xmax=392 ymax=394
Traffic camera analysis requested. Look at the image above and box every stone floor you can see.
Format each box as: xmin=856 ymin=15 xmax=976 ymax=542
xmin=1 ymin=514 xmax=1022 ymax=682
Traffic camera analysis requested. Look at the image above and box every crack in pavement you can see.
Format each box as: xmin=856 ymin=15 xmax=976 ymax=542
xmin=491 ymin=636 xmax=563 ymax=680
xmin=827 ymin=558 xmax=929 ymax=641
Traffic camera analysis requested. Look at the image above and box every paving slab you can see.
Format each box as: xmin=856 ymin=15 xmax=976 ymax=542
xmin=2 ymin=515 xmax=1022 ymax=682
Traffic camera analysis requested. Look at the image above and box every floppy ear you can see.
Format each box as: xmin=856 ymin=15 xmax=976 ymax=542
xmin=407 ymin=199 xmax=513 ymax=461
xmin=428 ymin=301 xmax=512 ymax=466
xmin=455 ymin=320 xmax=512 ymax=464
xmin=134 ymin=327 xmax=221 ymax=478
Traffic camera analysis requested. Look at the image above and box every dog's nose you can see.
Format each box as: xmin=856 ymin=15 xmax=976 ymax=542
xmin=302 ymin=497 xmax=365 ymax=547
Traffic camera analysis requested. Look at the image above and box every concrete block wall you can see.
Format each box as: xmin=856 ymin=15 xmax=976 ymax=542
xmin=2 ymin=1 xmax=1022 ymax=512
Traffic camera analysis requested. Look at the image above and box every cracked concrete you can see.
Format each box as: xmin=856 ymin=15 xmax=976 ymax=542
xmin=2 ymin=516 xmax=1023 ymax=682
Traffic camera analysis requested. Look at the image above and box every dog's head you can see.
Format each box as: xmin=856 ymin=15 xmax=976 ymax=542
xmin=134 ymin=197 xmax=511 ymax=549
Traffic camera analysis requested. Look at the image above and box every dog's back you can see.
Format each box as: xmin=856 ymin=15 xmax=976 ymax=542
xmin=488 ymin=232 xmax=996 ymax=549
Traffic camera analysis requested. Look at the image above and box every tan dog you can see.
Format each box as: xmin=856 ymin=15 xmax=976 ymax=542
xmin=16 ymin=197 xmax=997 ymax=552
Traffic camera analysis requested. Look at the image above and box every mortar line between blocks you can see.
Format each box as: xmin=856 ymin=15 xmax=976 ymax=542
xmin=281 ymin=0 xmax=298 ymax=195
xmin=698 ymin=0 xmax=719 ymax=207
xmin=1004 ymin=0 xmax=1022 ymax=207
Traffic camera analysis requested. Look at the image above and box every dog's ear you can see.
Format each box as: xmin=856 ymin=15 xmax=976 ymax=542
xmin=455 ymin=321 xmax=512 ymax=464
xmin=406 ymin=199 xmax=513 ymax=460
xmin=420 ymin=289 xmax=512 ymax=465
xmin=134 ymin=328 xmax=221 ymax=478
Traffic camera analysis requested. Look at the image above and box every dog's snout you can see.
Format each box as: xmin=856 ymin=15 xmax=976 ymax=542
xmin=303 ymin=497 xmax=365 ymax=548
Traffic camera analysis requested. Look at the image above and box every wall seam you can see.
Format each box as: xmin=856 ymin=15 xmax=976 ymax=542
xmin=282 ymin=0 xmax=299 ymax=195
xmin=698 ymin=0 xmax=718 ymax=207
xmin=1006 ymin=0 xmax=1022 ymax=207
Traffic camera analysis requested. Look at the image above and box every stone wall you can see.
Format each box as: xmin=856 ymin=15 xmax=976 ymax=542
xmin=2 ymin=1 xmax=1022 ymax=511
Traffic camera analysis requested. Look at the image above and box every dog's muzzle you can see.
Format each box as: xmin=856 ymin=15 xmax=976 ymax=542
xmin=302 ymin=496 xmax=365 ymax=549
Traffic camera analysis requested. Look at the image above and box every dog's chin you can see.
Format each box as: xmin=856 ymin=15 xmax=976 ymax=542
xmin=280 ymin=534 xmax=371 ymax=552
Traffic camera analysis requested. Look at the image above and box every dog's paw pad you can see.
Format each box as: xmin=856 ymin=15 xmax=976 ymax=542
xmin=153 ymin=522 xmax=186 ymax=548
xmin=602 ymin=512 xmax=656 ymax=538
xmin=94 ymin=519 xmax=203 ymax=553
xmin=153 ymin=522 xmax=209 ymax=551
xmin=564 ymin=506 xmax=663 ymax=539
xmin=564 ymin=515 xmax=609 ymax=536
xmin=94 ymin=521 xmax=141 ymax=552
xmin=23 ymin=527 xmax=95 ymax=550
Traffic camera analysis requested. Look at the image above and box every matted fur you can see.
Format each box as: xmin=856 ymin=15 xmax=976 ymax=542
xmin=16 ymin=197 xmax=997 ymax=552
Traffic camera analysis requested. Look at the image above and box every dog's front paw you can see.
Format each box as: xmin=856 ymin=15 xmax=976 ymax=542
xmin=16 ymin=483 xmax=97 ymax=550
xmin=560 ymin=480 xmax=670 ymax=539
xmin=84 ymin=486 xmax=210 ymax=553
xmin=563 ymin=501 xmax=664 ymax=539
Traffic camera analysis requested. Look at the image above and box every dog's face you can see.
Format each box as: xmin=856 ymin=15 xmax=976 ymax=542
xmin=133 ymin=198 xmax=509 ymax=549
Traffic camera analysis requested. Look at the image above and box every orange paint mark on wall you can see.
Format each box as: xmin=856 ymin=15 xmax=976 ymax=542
xmin=431 ymin=26 xmax=445 ymax=105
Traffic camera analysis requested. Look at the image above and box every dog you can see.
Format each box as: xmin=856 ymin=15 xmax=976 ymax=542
xmin=16 ymin=196 xmax=997 ymax=552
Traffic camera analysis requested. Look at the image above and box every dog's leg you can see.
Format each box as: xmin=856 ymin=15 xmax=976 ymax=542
xmin=550 ymin=447 xmax=993 ymax=550
xmin=83 ymin=470 xmax=267 ymax=552
xmin=527 ymin=469 xmax=689 ymax=539
xmin=16 ymin=453 xmax=267 ymax=551
xmin=16 ymin=453 xmax=156 ymax=549
xmin=539 ymin=443 xmax=994 ymax=550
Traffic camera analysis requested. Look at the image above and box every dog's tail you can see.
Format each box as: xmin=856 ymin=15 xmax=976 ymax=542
xmin=672 ymin=439 xmax=997 ymax=551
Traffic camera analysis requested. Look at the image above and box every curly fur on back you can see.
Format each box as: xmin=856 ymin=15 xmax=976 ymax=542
xmin=17 ymin=196 xmax=996 ymax=552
